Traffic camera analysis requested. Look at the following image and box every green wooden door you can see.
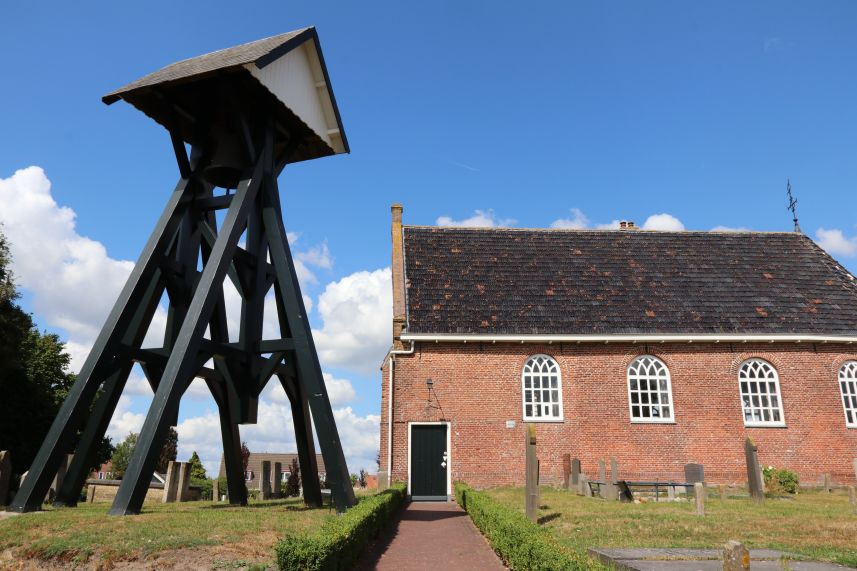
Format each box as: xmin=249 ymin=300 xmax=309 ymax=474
xmin=410 ymin=424 xmax=448 ymax=500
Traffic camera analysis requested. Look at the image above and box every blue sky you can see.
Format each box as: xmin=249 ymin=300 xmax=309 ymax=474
xmin=2 ymin=1 xmax=856 ymax=474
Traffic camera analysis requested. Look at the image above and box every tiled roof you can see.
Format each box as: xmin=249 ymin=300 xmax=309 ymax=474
xmin=402 ymin=227 xmax=857 ymax=336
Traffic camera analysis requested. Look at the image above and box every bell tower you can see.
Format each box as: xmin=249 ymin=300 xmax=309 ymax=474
xmin=8 ymin=27 xmax=356 ymax=515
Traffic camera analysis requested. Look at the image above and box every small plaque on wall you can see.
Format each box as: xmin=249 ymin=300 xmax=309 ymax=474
xmin=506 ymin=420 xmax=516 ymax=429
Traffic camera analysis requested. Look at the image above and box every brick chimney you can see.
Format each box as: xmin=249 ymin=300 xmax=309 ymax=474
xmin=619 ymin=220 xmax=637 ymax=230
xmin=391 ymin=204 xmax=406 ymax=348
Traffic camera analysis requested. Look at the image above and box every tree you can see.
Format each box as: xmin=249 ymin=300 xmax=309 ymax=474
xmin=241 ymin=442 xmax=250 ymax=473
xmin=284 ymin=457 xmax=301 ymax=497
xmin=0 ymin=229 xmax=77 ymax=476
xmin=188 ymin=451 xmax=206 ymax=480
xmin=156 ymin=427 xmax=179 ymax=473
xmin=111 ymin=433 xmax=139 ymax=479
xmin=358 ymin=468 xmax=368 ymax=488
xmin=110 ymin=429 xmax=179 ymax=478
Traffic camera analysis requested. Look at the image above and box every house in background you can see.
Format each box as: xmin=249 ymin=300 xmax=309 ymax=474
xmin=218 ymin=452 xmax=326 ymax=490
xmin=380 ymin=205 xmax=857 ymax=500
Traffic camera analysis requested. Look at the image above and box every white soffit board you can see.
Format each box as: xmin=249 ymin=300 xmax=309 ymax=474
xmin=246 ymin=42 xmax=345 ymax=153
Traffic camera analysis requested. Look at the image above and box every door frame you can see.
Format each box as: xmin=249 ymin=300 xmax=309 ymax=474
xmin=407 ymin=421 xmax=452 ymax=500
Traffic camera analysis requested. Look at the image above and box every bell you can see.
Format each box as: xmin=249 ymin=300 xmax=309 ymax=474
xmin=203 ymin=120 xmax=251 ymax=189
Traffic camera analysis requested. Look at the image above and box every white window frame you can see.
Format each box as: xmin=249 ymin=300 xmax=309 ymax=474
xmin=627 ymin=355 xmax=675 ymax=423
xmin=245 ymin=470 xmax=254 ymax=481
xmin=839 ymin=360 xmax=857 ymax=428
xmin=739 ymin=358 xmax=786 ymax=427
xmin=521 ymin=354 xmax=564 ymax=422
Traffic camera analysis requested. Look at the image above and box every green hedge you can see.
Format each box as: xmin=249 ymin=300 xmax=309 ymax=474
xmin=455 ymin=483 xmax=601 ymax=571
xmin=275 ymin=483 xmax=406 ymax=571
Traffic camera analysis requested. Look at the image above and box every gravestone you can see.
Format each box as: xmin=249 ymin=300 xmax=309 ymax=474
xmin=525 ymin=424 xmax=539 ymax=522
xmin=684 ymin=463 xmax=704 ymax=495
xmin=694 ymin=482 xmax=705 ymax=516
xmin=163 ymin=461 xmax=180 ymax=503
xmin=0 ymin=450 xmax=10 ymax=506
xmin=581 ymin=476 xmax=592 ymax=497
xmin=273 ymin=462 xmax=282 ymax=498
xmin=571 ymin=458 xmax=581 ymax=487
xmin=261 ymin=460 xmax=272 ymax=500
xmin=177 ymin=462 xmax=191 ymax=502
xmin=744 ymin=438 xmax=764 ymax=503
xmin=597 ymin=459 xmax=607 ymax=497
xmin=605 ymin=457 xmax=619 ymax=500
xmin=823 ymin=473 xmax=832 ymax=493
xmin=212 ymin=478 xmax=220 ymax=502
xmin=853 ymin=458 xmax=857 ymax=481
xmin=720 ymin=485 xmax=728 ymax=501
xmin=667 ymin=485 xmax=676 ymax=501
xmin=848 ymin=486 xmax=856 ymax=513
xmin=723 ymin=540 xmax=750 ymax=570
xmin=562 ymin=454 xmax=571 ymax=490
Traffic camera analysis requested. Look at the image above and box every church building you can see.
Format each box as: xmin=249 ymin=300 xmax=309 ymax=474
xmin=379 ymin=205 xmax=857 ymax=500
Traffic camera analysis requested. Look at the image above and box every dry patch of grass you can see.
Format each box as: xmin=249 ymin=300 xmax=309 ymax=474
xmin=0 ymin=498 xmax=333 ymax=569
xmin=488 ymin=487 xmax=857 ymax=567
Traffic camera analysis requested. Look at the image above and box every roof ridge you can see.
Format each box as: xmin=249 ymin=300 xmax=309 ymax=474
xmin=403 ymin=225 xmax=800 ymax=235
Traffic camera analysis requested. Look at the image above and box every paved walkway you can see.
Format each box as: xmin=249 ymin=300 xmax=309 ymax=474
xmin=356 ymin=501 xmax=506 ymax=570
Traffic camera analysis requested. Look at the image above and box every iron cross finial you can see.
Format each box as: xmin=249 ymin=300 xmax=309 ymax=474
xmin=786 ymin=179 xmax=801 ymax=233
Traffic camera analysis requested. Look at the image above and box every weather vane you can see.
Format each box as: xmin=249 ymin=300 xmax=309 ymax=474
xmin=786 ymin=179 xmax=801 ymax=233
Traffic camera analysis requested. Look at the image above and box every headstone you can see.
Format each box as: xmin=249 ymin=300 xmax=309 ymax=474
xmin=744 ymin=438 xmax=764 ymax=503
xmin=273 ymin=462 xmax=282 ymax=498
xmin=163 ymin=461 xmax=180 ymax=503
xmin=261 ymin=460 xmax=272 ymax=500
xmin=667 ymin=485 xmax=676 ymax=501
xmin=720 ymin=485 xmax=728 ymax=501
xmin=685 ymin=463 xmax=704 ymax=495
xmin=823 ymin=473 xmax=832 ymax=493
xmin=177 ymin=462 xmax=191 ymax=502
xmin=87 ymin=484 xmax=96 ymax=503
xmin=604 ymin=457 xmax=619 ymax=500
xmin=562 ymin=454 xmax=571 ymax=490
xmin=722 ymin=539 xmax=750 ymax=571
xmin=212 ymin=478 xmax=220 ymax=502
xmin=0 ymin=450 xmax=10 ymax=506
xmin=525 ymin=424 xmax=539 ymax=522
xmin=598 ymin=459 xmax=606 ymax=483
xmin=853 ymin=458 xmax=857 ymax=481
xmin=582 ymin=476 xmax=592 ymax=497
xmin=571 ymin=458 xmax=581 ymax=487
xmin=694 ymin=482 xmax=705 ymax=516
xmin=848 ymin=486 xmax=856 ymax=513
xmin=617 ymin=481 xmax=633 ymax=503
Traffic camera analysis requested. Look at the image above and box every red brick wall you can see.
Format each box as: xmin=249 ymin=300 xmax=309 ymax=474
xmin=379 ymin=342 xmax=857 ymax=491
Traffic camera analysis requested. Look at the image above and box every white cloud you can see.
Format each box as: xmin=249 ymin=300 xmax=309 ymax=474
xmin=105 ymin=395 xmax=148 ymax=443
xmin=711 ymin=225 xmax=750 ymax=232
xmin=642 ymin=213 xmax=685 ymax=231
xmin=550 ymin=208 xmax=589 ymax=229
xmin=596 ymin=220 xmax=622 ymax=230
xmin=436 ymin=209 xmax=516 ymax=228
xmin=815 ymin=228 xmax=857 ymax=257
xmin=312 ymin=268 xmax=393 ymax=375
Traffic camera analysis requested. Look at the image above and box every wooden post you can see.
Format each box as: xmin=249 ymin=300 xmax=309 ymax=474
xmin=571 ymin=458 xmax=581 ymax=487
xmin=562 ymin=454 xmax=571 ymax=490
xmin=744 ymin=437 xmax=764 ymax=503
xmin=0 ymin=451 xmax=10 ymax=506
xmin=723 ymin=540 xmax=750 ymax=570
xmin=525 ymin=424 xmax=539 ymax=522
xmin=694 ymin=482 xmax=705 ymax=516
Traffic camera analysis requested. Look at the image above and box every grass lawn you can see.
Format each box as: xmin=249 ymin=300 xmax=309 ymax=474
xmin=488 ymin=487 xmax=857 ymax=568
xmin=0 ymin=498 xmax=335 ymax=569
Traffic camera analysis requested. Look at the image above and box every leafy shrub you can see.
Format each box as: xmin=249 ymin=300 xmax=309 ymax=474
xmin=275 ymin=483 xmax=406 ymax=570
xmin=762 ymin=466 xmax=799 ymax=494
xmin=192 ymin=477 xmax=213 ymax=501
xmin=284 ymin=458 xmax=301 ymax=497
xmin=455 ymin=483 xmax=600 ymax=571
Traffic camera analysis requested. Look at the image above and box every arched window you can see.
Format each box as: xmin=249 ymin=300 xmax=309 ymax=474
xmin=739 ymin=359 xmax=785 ymax=426
xmin=839 ymin=361 xmax=857 ymax=428
xmin=522 ymin=355 xmax=563 ymax=421
xmin=627 ymin=356 xmax=674 ymax=422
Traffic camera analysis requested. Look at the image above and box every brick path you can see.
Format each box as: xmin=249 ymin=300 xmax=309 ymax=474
xmin=357 ymin=501 xmax=506 ymax=570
